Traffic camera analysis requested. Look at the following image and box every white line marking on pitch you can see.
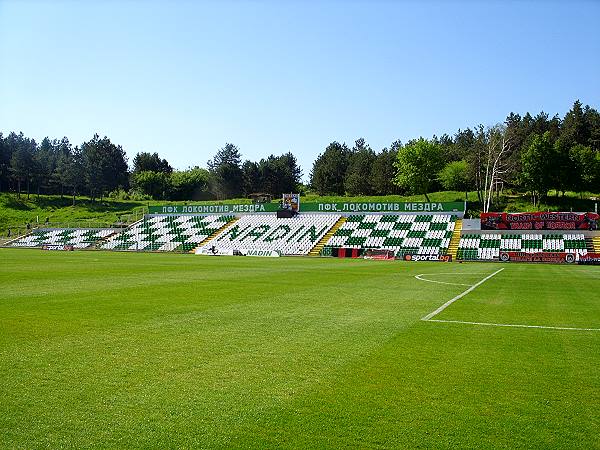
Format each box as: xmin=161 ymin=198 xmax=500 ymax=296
xmin=419 ymin=268 xmax=600 ymax=331
xmin=420 ymin=268 xmax=504 ymax=321
xmin=415 ymin=272 xmax=483 ymax=286
xmin=427 ymin=319 xmax=600 ymax=332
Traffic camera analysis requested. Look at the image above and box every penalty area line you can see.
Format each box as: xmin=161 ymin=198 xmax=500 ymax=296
xmin=414 ymin=274 xmax=472 ymax=287
xmin=427 ymin=319 xmax=600 ymax=332
xmin=421 ymin=268 xmax=505 ymax=321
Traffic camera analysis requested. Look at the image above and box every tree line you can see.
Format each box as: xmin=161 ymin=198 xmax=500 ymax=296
xmin=310 ymin=100 xmax=600 ymax=208
xmin=0 ymin=100 xmax=598 ymax=207
xmin=0 ymin=134 xmax=302 ymax=204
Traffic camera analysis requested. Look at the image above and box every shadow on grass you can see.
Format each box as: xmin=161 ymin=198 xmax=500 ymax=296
xmin=22 ymin=196 xmax=142 ymax=212
xmin=1 ymin=196 xmax=33 ymax=211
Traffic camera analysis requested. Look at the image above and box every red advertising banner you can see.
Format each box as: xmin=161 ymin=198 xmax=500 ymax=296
xmin=481 ymin=212 xmax=599 ymax=230
xmin=499 ymin=251 xmax=576 ymax=264
xmin=363 ymin=249 xmax=395 ymax=260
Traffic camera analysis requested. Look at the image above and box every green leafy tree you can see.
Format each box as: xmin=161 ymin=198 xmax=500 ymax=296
xmin=9 ymin=133 xmax=35 ymax=199
xmin=552 ymin=138 xmax=577 ymax=195
xmin=132 ymin=171 xmax=170 ymax=199
xmin=371 ymin=143 xmax=401 ymax=195
xmin=560 ymin=100 xmax=588 ymax=149
xmin=257 ymin=152 xmax=302 ymax=196
xmin=310 ymin=141 xmax=350 ymax=195
xmin=208 ymin=143 xmax=243 ymax=199
xmin=241 ymin=160 xmax=261 ymax=196
xmin=0 ymin=132 xmax=10 ymax=192
xmin=453 ymin=129 xmax=476 ymax=160
xmin=520 ymin=132 xmax=554 ymax=206
xmin=54 ymin=151 xmax=71 ymax=199
xmin=170 ymin=167 xmax=210 ymax=200
xmin=596 ymin=152 xmax=600 ymax=190
xmin=50 ymin=137 xmax=73 ymax=196
xmin=345 ymin=138 xmax=376 ymax=195
xmin=275 ymin=152 xmax=302 ymax=194
xmin=80 ymin=134 xmax=129 ymax=201
xmin=394 ymin=137 xmax=444 ymax=201
xmin=33 ymin=137 xmax=60 ymax=198
xmin=132 ymin=152 xmax=172 ymax=174
xmin=586 ymin=106 xmax=600 ymax=151
xmin=54 ymin=147 xmax=85 ymax=205
xmin=439 ymin=160 xmax=471 ymax=197
xmin=569 ymin=144 xmax=598 ymax=195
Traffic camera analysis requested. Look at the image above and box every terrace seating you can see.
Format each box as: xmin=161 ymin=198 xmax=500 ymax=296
xmin=457 ymin=233 xmax=588 ymax=260
xmin=8 ymin=228 xmax=115 ymax=249
xmin=321 ymin=214 xmax=456 ymax=256
xmin=201 ymin=214 xmax=341 ymax=255
xmin=101 ymin=215 xmax=234 ymax=252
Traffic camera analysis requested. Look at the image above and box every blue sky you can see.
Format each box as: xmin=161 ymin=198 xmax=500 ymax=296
xmin=1 ymin=0 xmax=599 ymax=180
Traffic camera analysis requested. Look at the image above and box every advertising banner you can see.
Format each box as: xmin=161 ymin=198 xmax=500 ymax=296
xmin=151 ymin=201 xmax=465 ymax=215
xmin=41 ymin=244 xmax=74 ymax=251
xmin=402 ymin=254 xmax=452 ymax=262
xmin=302 ymin=202 xmax=465 ymax=213
xmin=578 ymin=253 xmax=600 ymax=265
xmin=481 ymin=212 xmax=599 ymax=230
xmin=499 ymin=251 xmax=576 ymax=264
xmin=150 ymin=203 xmax=280 ymax=214
xmin=363 ymin=249 xmax=395 ymax=260
xmin=282 ymin=193 xmax=300 ymax=212
xmin=195 ymin=247 xmax=280 ymax=257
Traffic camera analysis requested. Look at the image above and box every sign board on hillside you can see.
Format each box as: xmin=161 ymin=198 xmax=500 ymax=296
xmin=149 ymin=203 xmax=280 ymax=214
xmin=481 ymin=212 xmax=599 ymax=230
xmin=149 ymin=201 xmax=465 ymax=215
xmin=301 ymin=201 xmax=465 ymax=213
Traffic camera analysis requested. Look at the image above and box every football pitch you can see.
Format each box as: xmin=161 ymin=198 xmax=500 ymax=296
xmin=1 ymin=249 xmax=599 ymax=448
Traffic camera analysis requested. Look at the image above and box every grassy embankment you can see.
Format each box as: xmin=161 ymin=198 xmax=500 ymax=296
xmin=1 ymin=190 xmax=598 ymax=236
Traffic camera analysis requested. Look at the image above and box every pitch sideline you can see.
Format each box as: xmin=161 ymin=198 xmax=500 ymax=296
xmin=426 ymin=318 xmax=600 ymax=332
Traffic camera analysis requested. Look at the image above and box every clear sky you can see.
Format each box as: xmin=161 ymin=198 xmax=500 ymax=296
xmin=1 ymin=0 xmax=599 ymax=180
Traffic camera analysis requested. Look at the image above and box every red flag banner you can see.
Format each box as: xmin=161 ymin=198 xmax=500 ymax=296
xmin=481 ymin=212 xmax=599 ymax=230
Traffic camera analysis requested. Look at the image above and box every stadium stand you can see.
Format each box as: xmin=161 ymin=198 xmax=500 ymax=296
xmin=101 ymin=215 xmax=235 ymax=252
xmin=8 ymin=228 xmax=115 ymax=249
xmin=201 ymin=214 xmax=341 ymax=255
xmin=321 ymin=214 xmax=457 ymax=257
xmin=457 ymin=233 xmax=588 ymax=260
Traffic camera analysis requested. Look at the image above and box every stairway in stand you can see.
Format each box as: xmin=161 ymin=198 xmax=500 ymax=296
xmin=191 ymin=217 xmax=239 ymax=253
xmin=591 ymin=235 xmax=600 ymax=253
xmin=447 ymin=219 xmax=463 ymax=260
xmin=309 ymin=216 xmax=347 ymax=256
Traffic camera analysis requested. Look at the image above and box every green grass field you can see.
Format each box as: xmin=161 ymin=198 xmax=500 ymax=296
xmin=1 ymin=249 xmax=599 ymax=448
